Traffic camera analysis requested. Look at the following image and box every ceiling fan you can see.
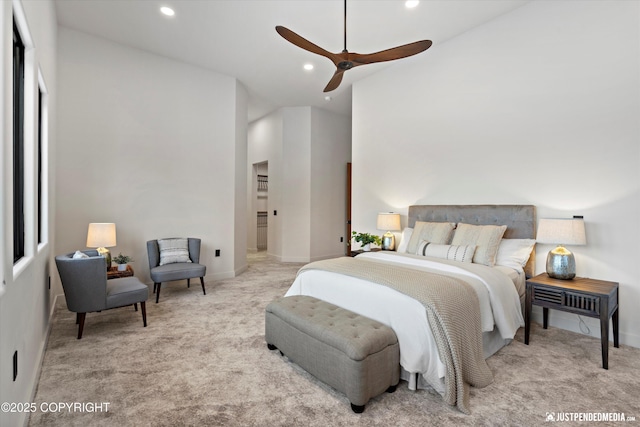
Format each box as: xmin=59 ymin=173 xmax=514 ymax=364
xmin=276 ymin=0 xmax=432 ymax=92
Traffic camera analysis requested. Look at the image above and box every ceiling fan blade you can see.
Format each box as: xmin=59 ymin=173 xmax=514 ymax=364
xmin=350 ymin=40 xmax=432 ymax=65
xmin=276 ymin=26 xmax=336 ymax=61
xmin=323 ymin=69 xmax=345 ymax=92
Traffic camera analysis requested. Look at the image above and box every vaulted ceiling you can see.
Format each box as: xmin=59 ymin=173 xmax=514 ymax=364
xmin=55 ymin=0 xmax=528 ymax=121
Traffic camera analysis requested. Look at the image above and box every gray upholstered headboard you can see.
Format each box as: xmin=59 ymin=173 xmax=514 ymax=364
xmin=408 ymin=205 xmax=536 ymax=277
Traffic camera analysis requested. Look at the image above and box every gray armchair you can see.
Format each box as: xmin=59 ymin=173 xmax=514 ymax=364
xmin=55 ymin=250 xmax=149 ymax=339
xmin=147 ymin=238 xmax=206 ymax=303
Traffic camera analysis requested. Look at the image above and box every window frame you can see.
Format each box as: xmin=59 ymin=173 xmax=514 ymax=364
xmin=13 ymin=18 xmax=26 ymax=264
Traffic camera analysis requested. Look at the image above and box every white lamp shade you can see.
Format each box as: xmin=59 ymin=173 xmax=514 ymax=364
xmin=377 ymin=213 xmax=401 ymax=231
xmin=86 ymin=223 xmax=117 ymax=248
xmin=536 ymin=218 xmax=586 ymax=246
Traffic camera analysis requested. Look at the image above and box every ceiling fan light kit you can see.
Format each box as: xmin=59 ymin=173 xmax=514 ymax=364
xmin=276 ymin=0 xmax=432 ymax=92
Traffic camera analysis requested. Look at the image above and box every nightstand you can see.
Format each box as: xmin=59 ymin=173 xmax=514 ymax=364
xmin=525 ymin=273 xmax=619 ymax=369
xmin=350 ymin=248 xmax=382 ymax=257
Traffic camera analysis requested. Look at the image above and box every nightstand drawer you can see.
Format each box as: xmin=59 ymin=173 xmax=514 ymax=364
xmin=563 ymin=290 xmax=599 ymax=315
xmin=532 ymin=285 xmax=600 ymax=316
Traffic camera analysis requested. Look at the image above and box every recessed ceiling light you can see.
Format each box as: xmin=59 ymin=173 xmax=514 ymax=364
xmin=324 ymin=96 xmax=332 ymax=102
xmin=303 ymin=63 xmax=314 ymax=71
xmin=160 ymin=6 xmax=175 ymax=17
xmin=405 ymin=1 xmax=419 ymax=9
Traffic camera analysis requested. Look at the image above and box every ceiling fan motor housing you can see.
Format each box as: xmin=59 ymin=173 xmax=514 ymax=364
xmin=338 ymin=61 xmax=354 ymax=70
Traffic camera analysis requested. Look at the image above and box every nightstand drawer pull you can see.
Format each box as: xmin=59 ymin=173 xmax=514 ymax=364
xmin=532 ymin=287 xmax=562 ymax=304
xmin=564 ymin=291 xmax=599 ymax=314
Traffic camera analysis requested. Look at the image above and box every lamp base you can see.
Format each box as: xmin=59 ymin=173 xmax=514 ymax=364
xmin=381 ymin=232 xmax=395 ymax=251
xmin=97 ymin=247 xmax=112 ymax=267
xmin=546 ymin=245 xmax=576 ymax=280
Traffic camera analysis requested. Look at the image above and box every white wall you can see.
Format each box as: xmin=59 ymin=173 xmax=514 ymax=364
xmin=248 ymin=107 xmax=351 ymax=262
xmin=352 ymin=1 xmax=640 ymax=347
xmin=282 ymin=107 xmax=312 ymax=262
xmin=56 ymin=28 xmax=246 ymax=287
xmin=0 ymin=1 xmax=57 ymax=425
xmin=310 ymin=108 xmax=352 ymax=260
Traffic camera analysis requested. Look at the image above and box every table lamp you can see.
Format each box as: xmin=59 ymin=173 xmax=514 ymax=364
xmin=536 ymin=217 xmax=586 ymax=279
xmin=377 ymin=213 xmax=401 ymax=251
xmin=86 ymin=223 xmax=117 ymax=267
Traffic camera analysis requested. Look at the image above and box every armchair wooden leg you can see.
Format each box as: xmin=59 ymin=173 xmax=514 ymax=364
xmin=77 ymin=313 xmax=86 ymax=339
xmin=141 ymin=301 xmax=147 ymax=327
xmin=153 ymin=283 xmax=158 ymax=294
xmin=200 ymin=277 xmax=206 ymax=295
xmin=134 ymin=303 xmax=138 ymax=312
xmin=155 ymin=283 xmax=162 ymax=303
xmin=187 ymin=278 xmax=190 ymax=288
xmin=76 ymin=313 xmax=80 ymax=325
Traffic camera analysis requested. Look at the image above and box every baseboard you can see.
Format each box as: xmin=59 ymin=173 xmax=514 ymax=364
xmin=309 ymin=253 xmax=344 ymax=262
xmin=234 ymin=264 xmax=248 ymax=276
xmin=24 ymin=293 xmax=60 ymax=427
xmin=279 ymin=253 xmax=343 ymax=263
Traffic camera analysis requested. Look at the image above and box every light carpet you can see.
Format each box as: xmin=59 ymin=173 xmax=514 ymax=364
xmin=29 ymin=253 xmax=640 ymax=426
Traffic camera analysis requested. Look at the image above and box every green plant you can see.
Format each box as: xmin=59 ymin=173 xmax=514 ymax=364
xmin=112 ymin=253 xmax=133 ymax=264
xmin=351 ymin=231 xmax=381 ymax=246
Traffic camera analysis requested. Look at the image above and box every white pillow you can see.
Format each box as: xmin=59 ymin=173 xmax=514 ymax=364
xmin=451 ymin=223 xmax=507 ymax=267
xmin=405 ymin=221 xmax=456 ymax=254
xmin=495 ymin=238 xmax=536 ymax=270
xmin=72 ymin=250 xmax=89 ymax=259
xmin=396 ymin=228 xmax=413 ymax=253
xmin=158 ymin=238 xmax=192 ymax=265
xmin=416 ymin=240 xmax=476 ymax=263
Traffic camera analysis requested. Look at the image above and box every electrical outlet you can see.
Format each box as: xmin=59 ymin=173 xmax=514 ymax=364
xmin=215 ymin=249 xmax=221 ymax=257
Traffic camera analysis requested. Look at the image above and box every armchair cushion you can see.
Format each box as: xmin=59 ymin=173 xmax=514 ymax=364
xmin=106 ymin=277 xmax=149 ymax=309
xmin=150 ymin=262 xmax=206 ymax=283
xmin=158 ymin=238 xmax=192 ymax=265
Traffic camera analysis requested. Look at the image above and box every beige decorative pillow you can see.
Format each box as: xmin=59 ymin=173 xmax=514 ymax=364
xmin=416 ymin=240 xmax=476 ymax=263
xmin=396 ymin=228 xmax=413 ymax=253
xmin=405 ymin=221 xmax=456 ymax=254
xmin=451 ymin=223 xmax=507 ymax=267
xmin=158 ymin=238 xmax=192 ymax=265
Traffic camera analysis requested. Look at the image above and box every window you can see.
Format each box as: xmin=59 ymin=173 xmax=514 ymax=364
xmin=13 ymin=19 xmax=25 ymax=262
xmin=37 ymin=87 xmax=43 ymax=244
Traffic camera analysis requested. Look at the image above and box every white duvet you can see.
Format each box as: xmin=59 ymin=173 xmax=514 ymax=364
xmin=284 ymin=251 xmax=524 ymax=394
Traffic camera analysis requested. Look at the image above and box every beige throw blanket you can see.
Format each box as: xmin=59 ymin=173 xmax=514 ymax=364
xmin=297 ymin=256 xmax=494 ymax=414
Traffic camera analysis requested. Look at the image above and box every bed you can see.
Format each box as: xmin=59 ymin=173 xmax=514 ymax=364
xmin=284 ymin=205 xmax=536 ymax=413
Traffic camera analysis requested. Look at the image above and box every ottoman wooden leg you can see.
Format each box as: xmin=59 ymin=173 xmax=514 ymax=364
xmin=351 ymin=404 xmax=365 ymax=413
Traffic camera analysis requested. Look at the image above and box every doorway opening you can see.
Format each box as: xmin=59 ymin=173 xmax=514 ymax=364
xmin=254 ymin=161 xmax=268 ymax=252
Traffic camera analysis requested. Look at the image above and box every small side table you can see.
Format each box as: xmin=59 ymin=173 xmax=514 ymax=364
xmin=107 ymin=265 xmax=134 ymax=280
xmin=350 ymin=248 xmax=382 ymax=257
xmin=525 ymin=273 xmax=619 ymax=369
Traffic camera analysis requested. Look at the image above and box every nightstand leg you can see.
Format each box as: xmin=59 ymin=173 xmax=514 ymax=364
xmin=543 ymin=307 xmax=549 ymax=329
xmin=524 ymin=284 xmax=532 ymax=345
xmin=600 ymin=309 xmax=609 ymax=370
xmin=613 ymin=308 xmax=619 ymax=348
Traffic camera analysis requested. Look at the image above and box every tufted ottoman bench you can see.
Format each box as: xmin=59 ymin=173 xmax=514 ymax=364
xmin=265 ymin=295 xmax=400 ymax=413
